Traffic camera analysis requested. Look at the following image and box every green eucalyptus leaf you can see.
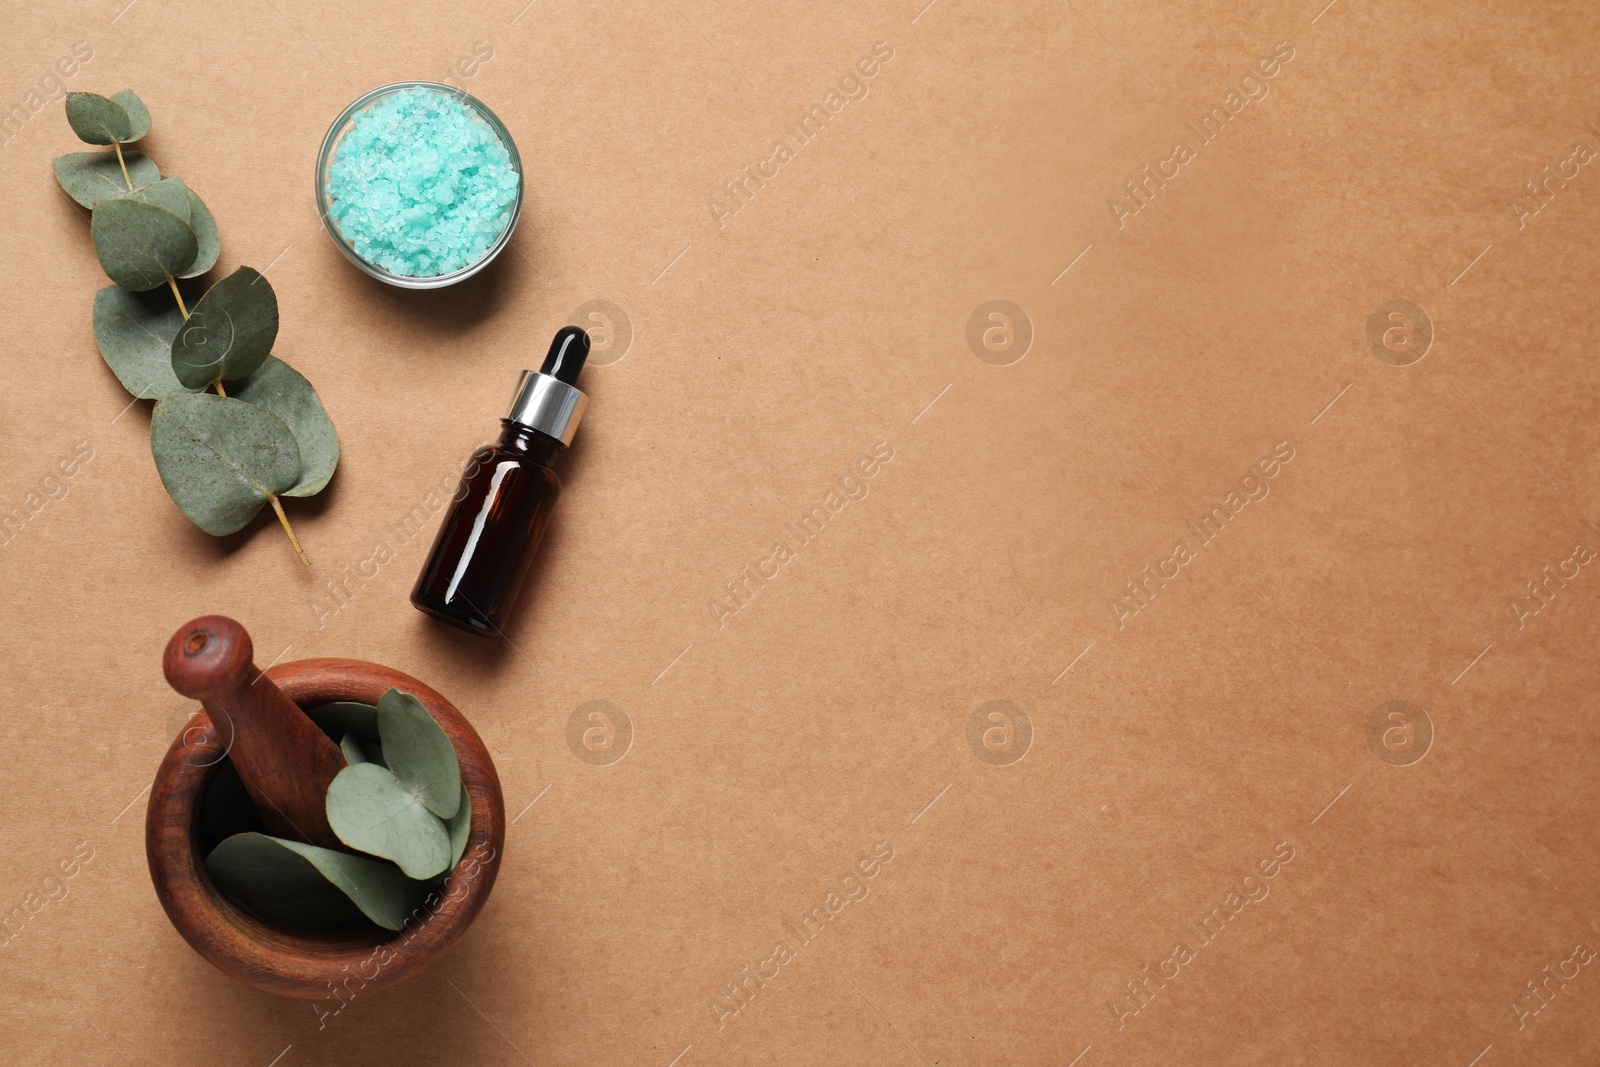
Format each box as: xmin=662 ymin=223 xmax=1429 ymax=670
xmin=229 ymin=358 xmax=339 ymax=497
xmin=92 ymin=285 xmax=193 ymax=399
xmin=341 ymin=731 xmax=368 ymax=765
xmin=377 ymin=688 xmax=460 ymax=819
xmin=304 ymin=701 xmax=379 ymax=743
xmin=90 ymin=198 xmax=198 ymax=291
xmin=446 ymin=783 xmax=471 ymax=868
xmin=53 ymin=151 xmax=159 ymax=209
xmin=326 ymin=762 xmax=452 ymax=880
xmin=206 ymin=833 xmax=362 ymax=930
xmin=128 ymin=177 xmax=190 ymax=224
xmin=149 ymin=392 xmax=302 ymax=535
xmin=170 ymin=267 xmax=278 ymax=387
xmin=65 ymin=92 xmax=130 ymax=145
xmin=205 ymin=832 xmax=425 ymax=931
xmin=109 ymin=90 xmax=150 ymax=141
xmin=178 ymin=188 xmax=219 ymax=278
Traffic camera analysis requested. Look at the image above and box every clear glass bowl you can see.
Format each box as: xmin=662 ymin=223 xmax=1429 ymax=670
xmin=314 ymin=81 xmax=523 ymax=290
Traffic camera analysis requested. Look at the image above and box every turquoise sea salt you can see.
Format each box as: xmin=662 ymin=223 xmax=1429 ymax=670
xmin=324 ymin=87 xmax=518 ymax=278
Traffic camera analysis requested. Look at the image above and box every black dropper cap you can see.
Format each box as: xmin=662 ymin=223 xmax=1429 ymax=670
xmin=541 ymin=326 xmax=590 ymax=386
xmin=505 ymin=326 xmax=592 ymax=447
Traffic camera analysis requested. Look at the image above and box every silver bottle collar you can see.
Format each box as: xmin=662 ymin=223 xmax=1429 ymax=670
xmin=505 ymin=371 xmax=587 ymax=446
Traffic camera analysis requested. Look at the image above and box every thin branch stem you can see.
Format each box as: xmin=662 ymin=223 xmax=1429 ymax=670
xmin=166 ymin=276 xmax=189 ymax=319
xmin=165 ymin=278 xmax=225 ymax=395
xmin=108 ymin=126 xmax=312 ymax=575
xmin=267 ymin=495 xmax=310 ymax=567
xmin=113 ymin=142 xmax=132 ymax=189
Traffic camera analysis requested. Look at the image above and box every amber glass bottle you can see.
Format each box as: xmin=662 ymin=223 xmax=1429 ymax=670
xmin=411 ymin=327 xmax=590 ymax=636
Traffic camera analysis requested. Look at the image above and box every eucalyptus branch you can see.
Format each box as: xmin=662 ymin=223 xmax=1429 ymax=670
xmin=53 ymin=90 xmax=339 ymax=569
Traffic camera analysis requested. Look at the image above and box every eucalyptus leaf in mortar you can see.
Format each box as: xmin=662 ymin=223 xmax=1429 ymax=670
xmin=341 ymin=732 xmax=368 ymax=765
xmin=206 ymin=832 xmax=424 ymax=932
xmin=304 ymin=701 xmax=380 ymax=744
xmin=65 ymin=91 xmax=132 ymax=145
xmin=90 ymin=197 xmax=197 ymax=291
xmin=109 ymin=90 xmax=151 ymax=141
xmin=326 ymin=762 xmax=453 ymax=880
xmin=149 ymin=392 xmax=302 ymax=535
xmin=229 ymin=357 xmax=339 ymax=497
xmin=52 ymin=151 xmax=159 ymax=209
xmin=446 ymin=783 xmax=472 ymax=868
xmin=170 ymin=266 xmax=278 ymax=387
xmin=92 ymin=285 xmax=192 ymax=399
xmin=377 ymin=688 xmax=461 ymax=820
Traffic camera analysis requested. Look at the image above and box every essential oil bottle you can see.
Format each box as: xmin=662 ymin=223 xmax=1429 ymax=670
xmin=411 ymin=326 xmax=590 ymax=636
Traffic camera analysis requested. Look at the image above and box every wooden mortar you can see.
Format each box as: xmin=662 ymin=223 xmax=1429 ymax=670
xmin=146 ymin=617 xmax=505 ymax=999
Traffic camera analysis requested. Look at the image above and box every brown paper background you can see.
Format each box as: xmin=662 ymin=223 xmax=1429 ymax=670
xmin=3 ymin=0 xmax=1599 ymax=1063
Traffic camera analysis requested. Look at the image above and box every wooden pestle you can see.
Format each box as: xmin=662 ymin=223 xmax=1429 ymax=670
xmin=163 ymin=616 xmax=346 ymax=850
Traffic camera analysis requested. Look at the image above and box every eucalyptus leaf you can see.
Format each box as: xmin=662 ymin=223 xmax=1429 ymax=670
xmin=446 ymin=783 xmax=472 ymax=868
xmin=170 ymin=266 xmax=278 ymax=387
xmin=90 ymin=197 xmax=198 ymax=291
xmin=229 ymin=358 xmax=339 ymax=496
xmin=341 ymin=731 xmax=368 ymax=765
xmin=377 ymin=688 xmax=460 ymax=819
xmin=109 ymin=90 xmax=151 ymax=141
xmin=149 ymin=392 xmax=302 ymax=535
xmin=179 ymin=188 xmax=219 ymax=278
xmin=66 ymin=92 xmax=130 ymax=145
xmin=128 ymin=177 xmax=190 ymax=224
xmin=92 ymin=285 xmax=193 ymax=399
xmin=53 ymin=151 xmax=159 ymax=209
xmin=326 ymin=762 xmax=452 ymax=880
xmin=304 ymin=701 xmax=379 ymax=743
xmin=206 ymin=832 xmax=424 ymax=932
